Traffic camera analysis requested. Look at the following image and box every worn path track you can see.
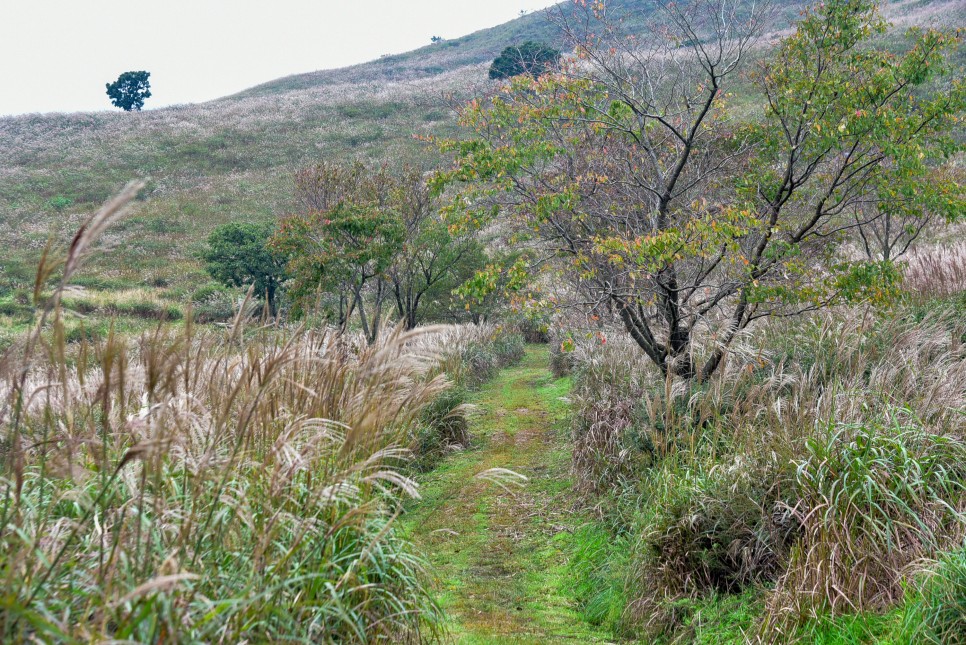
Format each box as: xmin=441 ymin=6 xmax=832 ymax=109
xmin=404 ymin=346 xmax=613 ymax=644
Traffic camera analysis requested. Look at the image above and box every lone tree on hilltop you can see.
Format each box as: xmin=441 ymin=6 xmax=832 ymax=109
xmin=106 ymin=71 xmax=152 ymax=112
xmin=488 ymin=41 xmax=560 ymax=80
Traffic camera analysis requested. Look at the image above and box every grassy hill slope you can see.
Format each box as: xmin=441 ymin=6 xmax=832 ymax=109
xmin=237 ymin=6 xmax=568 ymax=96
xmin=0 ymin=0 xmax=960 ymax=343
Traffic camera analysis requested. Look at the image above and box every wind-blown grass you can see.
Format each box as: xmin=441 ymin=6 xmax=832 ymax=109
xmin=0 ymin=187 xmax=491 ymax=642
xmin=1 ymin=324 xmax=452 ymax=642
xmin=560 ymin=303 xmax=966 ymax=640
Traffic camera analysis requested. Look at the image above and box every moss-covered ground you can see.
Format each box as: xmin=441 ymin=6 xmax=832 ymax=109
xmin=403 ymin=346 xmax=615 ymax=643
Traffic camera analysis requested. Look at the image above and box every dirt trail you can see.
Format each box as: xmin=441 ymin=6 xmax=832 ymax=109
xmin=404 ymin=346 xmax=612 ymax=644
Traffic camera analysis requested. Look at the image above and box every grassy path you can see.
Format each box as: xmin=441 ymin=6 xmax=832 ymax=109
xmin=403 ymin=346 xmax=613 ymax=644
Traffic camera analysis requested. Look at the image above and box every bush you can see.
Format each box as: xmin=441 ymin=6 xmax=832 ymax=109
xmin=404 ymin=324 xmax=525 ymax=467
xmin=412 ymin=385 xmax=471 ymax=471
xmin=491 ymin=329 xmax=525 ymax=367
xmin=489 ymin=41 xmax=560 ymax=80
xmin=47 ymin=195 xmax=73 ymax=211
xmin=64 ymin=322 xmax=104 ymax=344
xmin=517 ymin=312 xmax=550 ymax=344
xmin=0 ymin=301 xmax=30 ymax=318
xmin=433 ymin=325 xmax=524 ymax=389
xmin=625 ymin=453 xmax=798 ymax=637
xmin=548 ymin=335 xmax=575 ymax=377
xmin=763 ymin=417 xmax=966 ymax=637
xmin=190 ymin=283 xmax=227 ymax=303
xmin=112 ymin=300 xmax=183 ymax=320
xmin=191 ymin=286 xmax=238 ymax=323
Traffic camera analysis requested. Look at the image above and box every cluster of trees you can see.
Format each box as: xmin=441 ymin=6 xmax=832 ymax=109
xmin=441 ymin=0 xmax=964 ymax=381
xmin=203 ymin=162 xmax=499 ymax=341
xmin=203 ymin=0 xmax=962 ymax=370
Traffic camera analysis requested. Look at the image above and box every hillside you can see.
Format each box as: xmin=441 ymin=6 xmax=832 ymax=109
xmin=236 ymin=5 xmax=569 ymax=95
xmin=1 ymin=1 xmax=965 ymax=641
xmin=0 ymin=0 xmax=961 ymax=343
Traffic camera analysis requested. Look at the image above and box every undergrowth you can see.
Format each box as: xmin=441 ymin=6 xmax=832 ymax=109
xmin=0 ymin=185 xmax=514 ymax=642
xmin=561 ymin=299 xmax=966 ymax=641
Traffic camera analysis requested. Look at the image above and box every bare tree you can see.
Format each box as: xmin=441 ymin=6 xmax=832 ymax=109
xmin=853 ymin=201 xmax=932 ymax=262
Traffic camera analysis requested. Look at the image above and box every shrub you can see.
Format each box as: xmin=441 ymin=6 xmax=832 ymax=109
xmin=190 ymin=283 xmax=227 ymax=304
xmin=403 ymin=324 xmax=525 ymax=467
xmin=491 ymin=328 xmax=525 ymax=367
xmin=47 ymin=195 xmax=72 ymax=211
xmin=0 ymin=301 xmax=29 ymax=318
xmin=63 ymin=322 xmax=104 ymax=344
xmin=191 ymin=285 xmax=237 ymax=323
xmin=548 ymin=330 xmax=576 ymax=377
xmin=412 ymin=385 xmax=471 ymax=471
xmin=567 ymin=331 xmax=654 ymax=495
xmin=488 ymin=41 xmax=560 ymax=80
xmin=112 ymin=299 xmax=183 ymax=320
xmin=426 ymin=324 xmax=523 ymax=389
xmin=625 ymin=453 xmax=798 ymax=637
xmin=516 ymin=310 xmax=550 ymax=344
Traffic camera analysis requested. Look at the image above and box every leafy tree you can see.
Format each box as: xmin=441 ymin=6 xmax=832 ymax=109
xmin=488 ymin=41 xmax=560 ymax=80
xmin=441 ymin=0 xmax=964 ymax=381
xmin=851 ymin=164 xmax=963 ymax=261
xmin=273 ymin=162 xmax=405 ymax=341
xmin=105 ymin=71 xmax=152 ymax=112
xmin=453 ymin=250 xmax=530 ymax=324
xmin=276 ymin=162 xmax=488 ymax=338
xmin=202 ymin=222 xmax=287 ymax=316
xmin=386 ymin=168 xmax=488 ymax=329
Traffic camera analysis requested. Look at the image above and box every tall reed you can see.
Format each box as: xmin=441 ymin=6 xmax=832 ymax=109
xmin=0 ymin=187 xmax=453 ymax=642
xmin=563 ymin=305 xmax=966 ymax=638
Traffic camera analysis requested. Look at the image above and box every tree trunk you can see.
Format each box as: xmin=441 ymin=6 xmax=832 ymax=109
xmin=354 ymin=289 xmax=370 ymax=341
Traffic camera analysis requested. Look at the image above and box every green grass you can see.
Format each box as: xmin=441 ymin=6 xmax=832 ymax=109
xmin=402 ymin=346 xmax=616 ymax=643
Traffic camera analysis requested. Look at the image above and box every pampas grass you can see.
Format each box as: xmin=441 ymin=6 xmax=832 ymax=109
xmin=0 ymin=187 xmax=504 ymax=642
xmin=562 ymin=303 xmax=966 ymax=639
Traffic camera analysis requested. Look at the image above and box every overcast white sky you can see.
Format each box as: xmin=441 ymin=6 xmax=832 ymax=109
xmin=0 ymin=0 xmax=560 ymax=116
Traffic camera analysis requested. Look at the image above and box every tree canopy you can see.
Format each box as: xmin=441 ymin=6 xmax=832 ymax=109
xmin=202 ymin=222 xmax=287 ymax=316
xmin=105 ymin=71 xmax=152 ymax=112
xmin=272 ymin=162 xmax=489 ymax=341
